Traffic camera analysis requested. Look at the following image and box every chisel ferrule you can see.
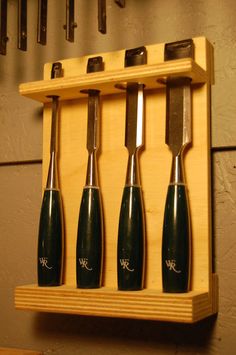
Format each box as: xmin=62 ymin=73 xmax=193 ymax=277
xmin=125 ymin=152 xmax=140 ymax=187
xmin=46 ymin=151 xmax=59 ymax=190
xmin=169 ymin=154 xmax=185 ymax=185
xmin=85 ymin=151 xmax=99 ymax=187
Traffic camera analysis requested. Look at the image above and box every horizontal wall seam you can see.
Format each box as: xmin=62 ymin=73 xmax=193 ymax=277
xmin=211 ymin=146 xmax=236 ymax=153
xmin=0 ymin=159 xmax=42 ymax=167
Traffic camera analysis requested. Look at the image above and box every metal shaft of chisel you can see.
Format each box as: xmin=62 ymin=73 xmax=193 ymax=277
xmin=65 ymin=0 xmax=76 ymax=42
xmin=0 ymin=0 xmax=7 ymax=55
xmin=167 ymin=78 xmax=192 ymax=184
xmin=85 ymin=90 xmax=100 ymax=187
xmin=46 ymin=97 xmax=59 ymax=190
xmin=115 ymin=0 xmax=125 ymax=8
xmin=18 ymin=0 xmax=27 ymax=51
xmin=98 ymin=0 xmax=106 ymax=34
xmin=164 ymin=39 xmax=193 ymax=184
xmin=125 ymin=83 xmax=144 ymax=186
xmin=37 ymin=0 xmax=47 ymax=45
xmin=46 ymin=62 xmax=63 ymax=190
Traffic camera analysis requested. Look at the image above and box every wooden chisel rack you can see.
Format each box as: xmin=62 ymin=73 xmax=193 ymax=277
xmin=15 ymin=37 xmax=218 ymax=323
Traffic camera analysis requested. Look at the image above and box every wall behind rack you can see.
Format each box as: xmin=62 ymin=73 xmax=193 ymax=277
xmin=0 ymin=0 xmax=235 ymax=354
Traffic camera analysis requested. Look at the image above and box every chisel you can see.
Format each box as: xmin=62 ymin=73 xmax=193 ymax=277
xmin=162 ymin=39 xmax=193 ymax=293
xmin=37 ymin=0 xmax=47 ymax=45
xmin=18 ymin=0 xmax=27 ymax=51
xmin=0 ymin=0 xmax=7 ymax=55
xmin=38 ymin=62 xmax=64 ymax=286
xmin=117 ymin=46 xmax=146 ymax=291
xmin=65 ymin=0 xmax=77 ymax=42
xmin=76 ymin=56 xmax=104 ymax=288
xmin=98 ymin=0 xmax=106 ymax=34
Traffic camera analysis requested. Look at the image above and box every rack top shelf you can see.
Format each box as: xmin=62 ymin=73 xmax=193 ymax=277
xmin=19 ymin=58 xmax=208 ymax=103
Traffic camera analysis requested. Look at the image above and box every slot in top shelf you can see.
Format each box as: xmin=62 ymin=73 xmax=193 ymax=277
xmin=19 ymin=58 xmax=208 ymax=103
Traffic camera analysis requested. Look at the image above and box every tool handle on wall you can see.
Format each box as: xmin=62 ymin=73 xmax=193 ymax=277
xmin=117 ymin=186 xmax=145 ymax=290
xmin=38 ymin=189 xmax=64 ymax=286
xmin=76 ymin=187 xmax=103 ymax=288
xmin=162 ymin=183 xmax=191 ymax=292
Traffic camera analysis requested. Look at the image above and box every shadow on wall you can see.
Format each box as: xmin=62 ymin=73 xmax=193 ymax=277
xmin=32 ymin=312 xmax=218 ymax=352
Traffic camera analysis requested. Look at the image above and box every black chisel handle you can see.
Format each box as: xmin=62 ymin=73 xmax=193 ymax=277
xmin=117 ymin=186 xmax=145 ymax=290
xmin=38 ymin=189 xmax=64 ymax=286
xmin=76 ymin=187 xmax=103 ymax=288
xmin=162 ymin=184 xmax=191 ymax=292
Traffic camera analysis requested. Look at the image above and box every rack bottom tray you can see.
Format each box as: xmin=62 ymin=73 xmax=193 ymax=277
xmin=15 ymin=275 xmax=218 ymax=323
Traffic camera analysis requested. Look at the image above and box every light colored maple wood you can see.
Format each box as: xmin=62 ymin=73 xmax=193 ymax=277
xmin=15 ymin=274 xmax=218 ymax=323
xmin=19 ymin=36 xmax=213 ymax=104
xmin=19 ymin=59 xmax=208 ymax=103
xmin=15 ymin=37 xmax=218 ymax=323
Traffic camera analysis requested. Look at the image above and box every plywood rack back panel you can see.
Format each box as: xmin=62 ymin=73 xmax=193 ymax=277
xmin=15 ymin=37 xmax=218 ymax=323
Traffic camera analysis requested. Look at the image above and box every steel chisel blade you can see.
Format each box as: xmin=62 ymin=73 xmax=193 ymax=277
xmin=0 ymin=0 xmax=7 ymax=55
xmin=65 ymin=0 xmax=76 ymax=42
xmin=18 ymin=0 xmax=27 ymax=51
xmin=37 ymin=0 xmax=47 ymax=45
xmin=98 ymin=0 xmax=106 ymax=34
xmin=125 ymin=83 xmax=144 ymax=154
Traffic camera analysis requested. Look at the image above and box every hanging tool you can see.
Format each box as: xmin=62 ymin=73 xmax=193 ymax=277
xmin=64 ymin=0 xmax=77 ymax=42
xmin=18 ymin=0 xmax=27 ymax=51
xmin=98 ymin=0 xmax=106 ymax=34
xmin=115 ymin=0 xmax=125 ymax=8
xmin=162 ymin=39 xmax=193 ymax=293
xmin=0 ymin=0 xmax=7 ymax=55
xmin=117 ymin=46 xmax=147 ymax=290
xmin=37 ymin=0 xmax=47 ymax=45
xmin=38 ymin=62 xmax=64 ymax=286
xmin=76 ymin=56 xmax=104 ymax=288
